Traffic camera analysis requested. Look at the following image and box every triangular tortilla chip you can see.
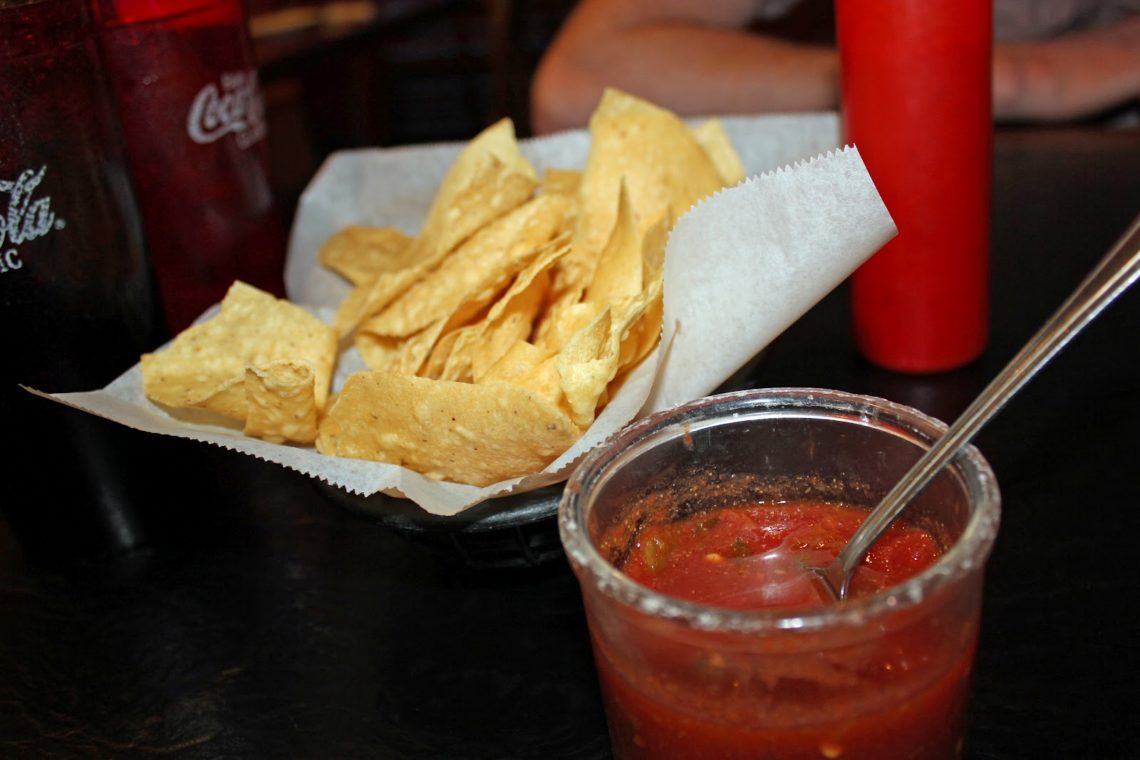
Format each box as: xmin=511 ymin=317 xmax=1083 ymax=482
xmin=316 ymin=370 xmax=581 ymax=486
xmin=141 ymin=281 xmax=336 ymax=412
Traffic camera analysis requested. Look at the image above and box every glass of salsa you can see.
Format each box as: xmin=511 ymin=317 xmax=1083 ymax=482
xmin=559 ymin=388 xmax=1000 ymax=760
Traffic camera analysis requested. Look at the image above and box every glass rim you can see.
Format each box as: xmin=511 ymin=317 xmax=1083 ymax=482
xmin=558 ymin=387 xmax=1002 ymax=634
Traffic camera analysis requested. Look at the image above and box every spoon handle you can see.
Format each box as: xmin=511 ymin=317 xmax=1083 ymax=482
xmin=835 ymin=212 xmax=1140 ymax=590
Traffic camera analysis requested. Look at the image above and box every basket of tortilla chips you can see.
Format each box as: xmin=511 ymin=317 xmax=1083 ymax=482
xmin=42 ymin=89 xmax=895 ymax=567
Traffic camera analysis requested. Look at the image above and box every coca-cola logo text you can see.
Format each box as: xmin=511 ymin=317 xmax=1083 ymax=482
xmin=186 ymin=69 xmax=267 ymax=150
xmin=0 ymin=166 xmax=66 ymax=275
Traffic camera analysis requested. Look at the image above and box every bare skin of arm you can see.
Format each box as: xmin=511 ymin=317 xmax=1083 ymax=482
xmin=531 ymin=0 xmax=1140 ymax=134
xmin=993 ymin=13 xmax=1140 ymax=122
xmin=530 ymin=0 xmax=838 ymax=134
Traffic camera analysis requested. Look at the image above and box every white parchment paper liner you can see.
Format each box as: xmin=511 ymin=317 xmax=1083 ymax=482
xmin=40 ymin=113 xmax=897 ymax=516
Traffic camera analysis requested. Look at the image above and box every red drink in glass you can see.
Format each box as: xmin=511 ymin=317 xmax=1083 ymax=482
xmin=837 ymin=0 xmax=992 ymax=373
xmin=92 ymin=0 xmax=286 ymax=332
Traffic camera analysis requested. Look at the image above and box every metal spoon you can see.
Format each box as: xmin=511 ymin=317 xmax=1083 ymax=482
xmin=812 ymin=211 xmax=1140 ymax=600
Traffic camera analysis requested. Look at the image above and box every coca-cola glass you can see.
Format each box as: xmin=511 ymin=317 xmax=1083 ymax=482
xmin=1 ymin=0 xmax=166 ymax=564
xmin=92 ymin=0 xmax=286 ymax=332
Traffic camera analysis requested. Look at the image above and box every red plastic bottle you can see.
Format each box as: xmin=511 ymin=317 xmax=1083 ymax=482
xmin=91 ymin=0 xmax=286 ymax=333
xmin=837 ymin=0 xmax=992 ymax=373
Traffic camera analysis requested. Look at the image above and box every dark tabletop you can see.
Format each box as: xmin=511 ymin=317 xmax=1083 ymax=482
xmin=2 ymin=126 xmax=1138 ymax=759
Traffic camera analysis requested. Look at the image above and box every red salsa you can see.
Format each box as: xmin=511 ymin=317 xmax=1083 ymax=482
xmin=609 ymin=499 xmax=942 ymax=608
xmin=589 ymin=499 xmax=976 ymax=760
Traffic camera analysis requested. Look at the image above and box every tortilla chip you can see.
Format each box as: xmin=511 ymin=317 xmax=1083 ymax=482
xmin=363 ymin=194 xmax=572 ymax=338
xmin=316 ymin=370 xmax=581 ymax=486
xmin=533 ymin=298 xmax=605 ymax=353
xmin=541 ymin=168 xmax=582 ymax=197
xmin=333 ymin=264 xmax=426 ymax=338
xmin=559 ymin=88 xmax=726 ymax=295
xmin=555 ymin=306 xmax=615 ymax=429
xmin=480 ymin=341 xmax=566 ymax=411
xmin=412 ymin=118 xmax=538 ymax=267
xmin=356 ymin=318 xmax=453 ymax=376
xmin=440 ymin=237 xmax=569 ymax=382
xmin=691 ymin=118 xmax=747 ymax=187
xmin=318 ymin=225 xmax=415 ymax=285
xmin=141 ymin=281 xmax=337 ymax=412
xmin=584 ymin=179 xmax=643 ymax=308
xmin=332 ymin=118 xmax=539 ymax=337
xmin=243 ymin=361 xmax=320 ymax=443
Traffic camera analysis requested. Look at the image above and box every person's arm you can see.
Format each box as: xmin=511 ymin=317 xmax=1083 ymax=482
xmin=993 ymin=14 xmax=1140 ymax=122
xmin=530 ymin=0 xmax=838 ymax=134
